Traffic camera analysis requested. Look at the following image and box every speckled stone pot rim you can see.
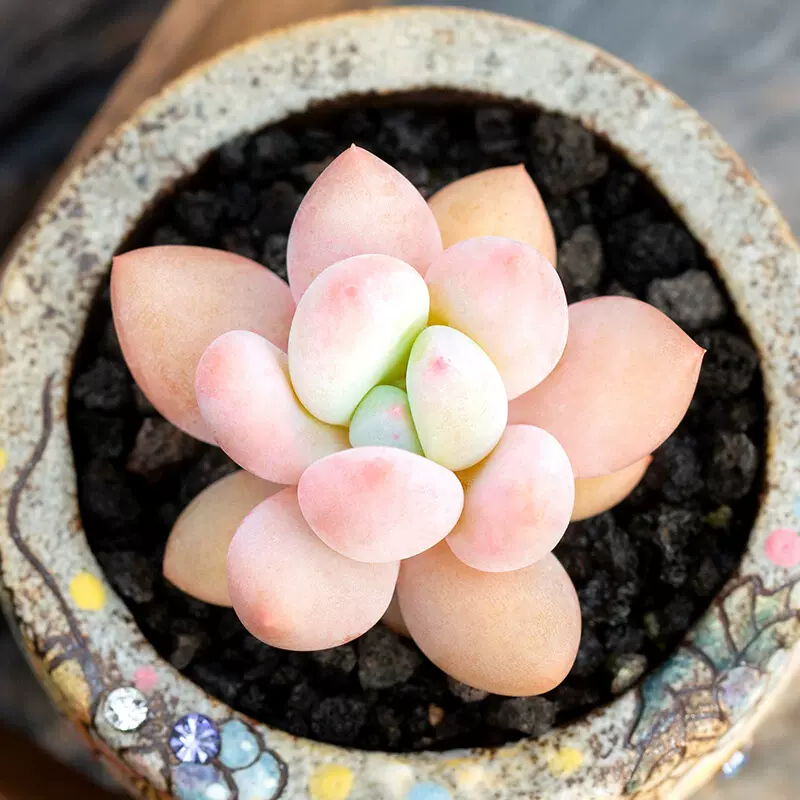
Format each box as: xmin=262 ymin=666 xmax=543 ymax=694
xmin=1 ymin=7 xmax=799 ymax=799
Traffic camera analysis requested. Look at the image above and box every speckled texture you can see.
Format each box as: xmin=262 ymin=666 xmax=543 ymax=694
xmin=0 ymin=8 xmax=798 ymax=800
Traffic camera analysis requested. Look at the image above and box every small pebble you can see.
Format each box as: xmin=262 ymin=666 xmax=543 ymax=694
xmin=310 ymin=697 xmax=369 ymax=746
xmin=97 ymin=551 xmax=157 ymax=604
xmin=557 ymin=224 xmax=604 ymax=297
xmin=647 ymin=437 xmax=703 ymax=503
xmin=446 ymin=677 xmax=489 ymax=704
xmin=708 ymin=432 xmax=759 ymax=503
xmin=428 ymin=704 xmax=446 ymax=727
xmin=310 ymin=645 xmax=357 ymax=677
xmin=530 ymin=115 xmax=609 ymax=195
xmin=126 ymin=418 xmax=201 ymax=479
xmin=486 ymin=696 xmax=556 ymax=736
xmin=609 ymin=653 xmax=648 ymax=694
xmin=608 ymin=212 xmax=697 ymax=289
xmin=358 ymin=626 xmax=422 ymax=690
xmin=72 ymin=357 xmax=131 ymax=411
xmin=696 ymin=330 xmax=759 ymax=396
xmin=646 ymin=269 xmax=726 ymax=330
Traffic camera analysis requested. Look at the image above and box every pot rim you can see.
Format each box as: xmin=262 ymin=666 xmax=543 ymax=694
xmin=1 ymin=7 xmax=798 ymax=799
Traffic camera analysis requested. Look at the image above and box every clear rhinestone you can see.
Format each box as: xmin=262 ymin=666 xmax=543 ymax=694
xmin=721 ymin=749 xmax=748 ymax=778
xmin=103 ymin=687 xmax=149 ymax=732
xmin=170 ymin=714 xmax=221 ymax=764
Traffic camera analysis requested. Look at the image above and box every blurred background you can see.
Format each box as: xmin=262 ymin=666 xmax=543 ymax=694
xmin=1 ymin=0 xmax=798 ymax=797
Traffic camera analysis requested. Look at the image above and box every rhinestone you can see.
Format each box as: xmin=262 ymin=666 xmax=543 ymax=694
xmin=103 ymin=686 xmax=149 ymax=732
xmin=170 ymin=714 xmax=221 ymax=764
xmin=721 ymin=749 xmax=748 ymax=778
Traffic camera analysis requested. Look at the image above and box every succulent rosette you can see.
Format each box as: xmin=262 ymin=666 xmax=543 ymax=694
xmin=112 ymin=145 xmax=703 ymax=695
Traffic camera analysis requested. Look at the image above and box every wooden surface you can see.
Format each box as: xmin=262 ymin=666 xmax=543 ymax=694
xmin=0 ymin=0 xmax=798 ymax=797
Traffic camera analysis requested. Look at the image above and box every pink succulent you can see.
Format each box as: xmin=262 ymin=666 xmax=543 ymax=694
xmin=112 ymin=145 xmax=704 ymax=695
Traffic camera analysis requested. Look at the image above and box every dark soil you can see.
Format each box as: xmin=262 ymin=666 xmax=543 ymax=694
xmin=68 ymin=99 xmax=765 ymax=752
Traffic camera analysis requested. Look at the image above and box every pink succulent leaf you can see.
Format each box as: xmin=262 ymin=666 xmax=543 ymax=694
xmin=426 ymin=237 xmax=568 ymax=399
xmin=111 ymin=245 xmax=294 ymax=442
xmin=349 ymin=385 xmax=423 ymax=454
xmin=398 ymin=545 xmax=581 ymax=696
xmin=286 ymin=145 xmax=442 ymax=301
xmin=227 ymin=487 xmax=399 ymax=651
xmin=288 ymin=254 xmax=430 ymax=425
xmin=572 ymin=455 xmax=652 ymax=522
xmin=428 ymin=164 xmax=557 ymax=265
xmin=163 ymin=471 xmax=281 ymax=606
xmin=447 ymin=425 xmax=574 ymax=573
xmin=508 ymin=296 xmax=704 ymax=479
xmin=195 ymin=330 xmax=348 ymax=485
xmin=406 ymin=326 xmax=507 ymax=471
xmin=382 ymin=591 xmax=410 ymax=638
xmin=297 ymin=446 xmax=464 ymax=563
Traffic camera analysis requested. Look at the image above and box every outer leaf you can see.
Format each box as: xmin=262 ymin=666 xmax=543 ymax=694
xmin=111 ymin=245 xmax=294 ymax=442
xmin=509 ymin=297 xmax=704 ymax=478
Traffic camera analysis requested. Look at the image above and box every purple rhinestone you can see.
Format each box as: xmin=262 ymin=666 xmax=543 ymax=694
xmin=170 ymin=714 xmax=221 ymax=764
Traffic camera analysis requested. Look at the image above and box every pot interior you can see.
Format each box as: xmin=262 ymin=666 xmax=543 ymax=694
xmin=67 ymin=92 xmax=765 ymax=753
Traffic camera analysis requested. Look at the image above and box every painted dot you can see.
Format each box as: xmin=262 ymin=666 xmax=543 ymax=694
xmin=233 ymin=753 xmax=282 ymax=800
xmin=309 ymin=764 xmax=354 ymax=800
xmin=406 ymin=782 xmax=452 ymax=800
xmin=548 ymin=747 xmax=585 ymax=777
xmin=69 ymin=572 xmax=106 ymax=611
xmin=220 ymin=719 xmax=260 ymax=770
xmin=794 ymin=497 xmax=800 ymax=520
xmin=0 ymin=448 xmax=7 ymax=472
xmin=133 ymin=665 xmax=159 ymax=694
xmin=765 ymin=528 xmax=800 ymax=568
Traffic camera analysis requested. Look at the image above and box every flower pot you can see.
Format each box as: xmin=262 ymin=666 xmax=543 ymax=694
xmin=0 ymin=7 xmax=798 ymax=799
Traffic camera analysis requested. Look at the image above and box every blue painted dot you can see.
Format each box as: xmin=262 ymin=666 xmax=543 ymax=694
xmin=794 ymin=496 xmax=800 ymax=520
xmin=233 ymin=752 xmax=283 ymax=800
xmin=406 ymin=782 xmax=452 ymax=800
xmin=219 ymin=719 xmax=260 ymax=770
xmin=172 ymin=764 xmax=231 ymax=800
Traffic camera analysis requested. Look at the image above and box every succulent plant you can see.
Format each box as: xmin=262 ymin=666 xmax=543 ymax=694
xmin=111 ymin=144 xmax=704 ymax=696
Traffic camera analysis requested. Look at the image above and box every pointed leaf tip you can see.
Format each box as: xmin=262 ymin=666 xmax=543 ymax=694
xmin=509 ymin=296 xmax=704 ymax=478
xmin=111 ymin=245 xmax=294 ymax=442
xmin=287 ymin=145 xmax=442 ymax=300
xmin=428 ymin=164 xmax=556 ymax=264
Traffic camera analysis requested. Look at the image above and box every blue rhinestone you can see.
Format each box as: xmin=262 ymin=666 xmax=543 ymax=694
xmin=170 ymin=714 xmax=221 ymax=764
xmin=721 ymin=749 xmax=748 ymax=778
xmin=173 ymin=764 xmax=231 ymax=800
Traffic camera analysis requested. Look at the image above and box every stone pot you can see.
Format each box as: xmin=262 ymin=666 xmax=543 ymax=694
xmin=1 ymin=7 xmax=798 ymax=799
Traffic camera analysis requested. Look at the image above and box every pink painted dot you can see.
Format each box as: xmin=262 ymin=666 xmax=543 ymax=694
xmin=765 ymin=528 xmax=800 ymax=568
xmin=133 ymin=665 xmax=159 ymax=694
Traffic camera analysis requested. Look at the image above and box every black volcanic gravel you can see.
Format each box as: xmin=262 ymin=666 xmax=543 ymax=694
xmin=68 ymin=100 xmax=765 ymax=752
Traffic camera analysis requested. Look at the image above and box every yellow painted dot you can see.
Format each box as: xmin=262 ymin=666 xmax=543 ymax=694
xmin=309 ymin=764 xmax=354 ymax=800
xmin=69 ymin=572 xmax=106 ymax=611
xmin=0 ymin=448 xmax=7 ymax=472
xmin=548 ymin=747 xmax=585 ymax=777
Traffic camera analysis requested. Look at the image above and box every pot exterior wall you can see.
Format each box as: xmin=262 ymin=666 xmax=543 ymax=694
xmin=0 ymin=8 xmax=798 ymax=799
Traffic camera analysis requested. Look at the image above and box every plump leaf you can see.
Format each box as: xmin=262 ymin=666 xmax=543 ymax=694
xmin=111 ymin=245 xmax=294 ymax=441
xmin=398 ymin=545 xmax=581 ymax=696
xmin=228 ymin=487 xmax=399 ymax=651
xmin=448 ymin=425 xmax=574 ymax=572
xmin=195 ymin=330 xmax=348 ymax=484
xmin=428 ymin=164 xmax=556 ymax=264
xmin=287 ymin=145 xmax=442 ymax=300
xmin=426 ymin=237 xmax=567 ymax=398
xmin=298 ymin=446 xmax=464 ymax=563
xmin=288 ymin=254 xmax=429 ymax=425
xmin=509 ymin=297 xmax=704 ymax=478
